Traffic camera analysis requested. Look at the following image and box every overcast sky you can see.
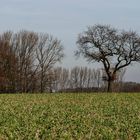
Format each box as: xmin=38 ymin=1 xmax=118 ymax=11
xmin=0 ymin=0 xmax=140 ymax=82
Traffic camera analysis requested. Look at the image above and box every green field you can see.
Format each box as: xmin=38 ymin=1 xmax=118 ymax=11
xmin=0 ymin=93 xmax=140 ymax=140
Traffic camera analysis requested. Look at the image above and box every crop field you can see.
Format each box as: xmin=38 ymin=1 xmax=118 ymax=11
xmin=0 ymin=93 xmax=140 ymax=140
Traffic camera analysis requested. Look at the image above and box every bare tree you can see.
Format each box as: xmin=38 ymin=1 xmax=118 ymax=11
xmin=53 ymin=67 xmax=62 ymax=91
xmin=94 ymin=69 xmax=102 ymax=90
xmin=0 ymin=32 xmax=18 ymax=93
xmin=36 ymin=34 xmax=64 ymax=93
xmin=69 ymin=67 xmax=80 ymax=90
xmin=76 ymin=24 xmax=140 ymax=92
xmin=115 ymin=68 xmax=126 ymax=92
xmin=52 ymin=67 xmax=70 ymax=92
xmin=13 ymin=31 xmax=38 ymax=92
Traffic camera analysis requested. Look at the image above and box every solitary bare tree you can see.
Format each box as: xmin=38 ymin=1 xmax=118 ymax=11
xmin=76 ymin=24 xmax=140 ymax=92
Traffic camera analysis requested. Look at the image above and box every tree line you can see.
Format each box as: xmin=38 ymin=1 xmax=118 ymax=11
xmin=0 ymin=24 xmax=140 ymax=93
xmin=45 ymin=67 xmax=127 ymax=92
xmin=0 ymin=31 xmax=63 ymax=93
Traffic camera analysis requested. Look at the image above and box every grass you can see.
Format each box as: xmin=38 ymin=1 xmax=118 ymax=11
xmin=0 ymin=93 xmax=140 ymax=139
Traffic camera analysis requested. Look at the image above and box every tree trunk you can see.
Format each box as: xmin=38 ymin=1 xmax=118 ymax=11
xmin=107 ymin=80 xmax=113 ymax=92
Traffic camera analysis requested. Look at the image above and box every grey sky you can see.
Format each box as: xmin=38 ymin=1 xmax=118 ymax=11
xmin=0 ymin=0 xmax=140 ymax=82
